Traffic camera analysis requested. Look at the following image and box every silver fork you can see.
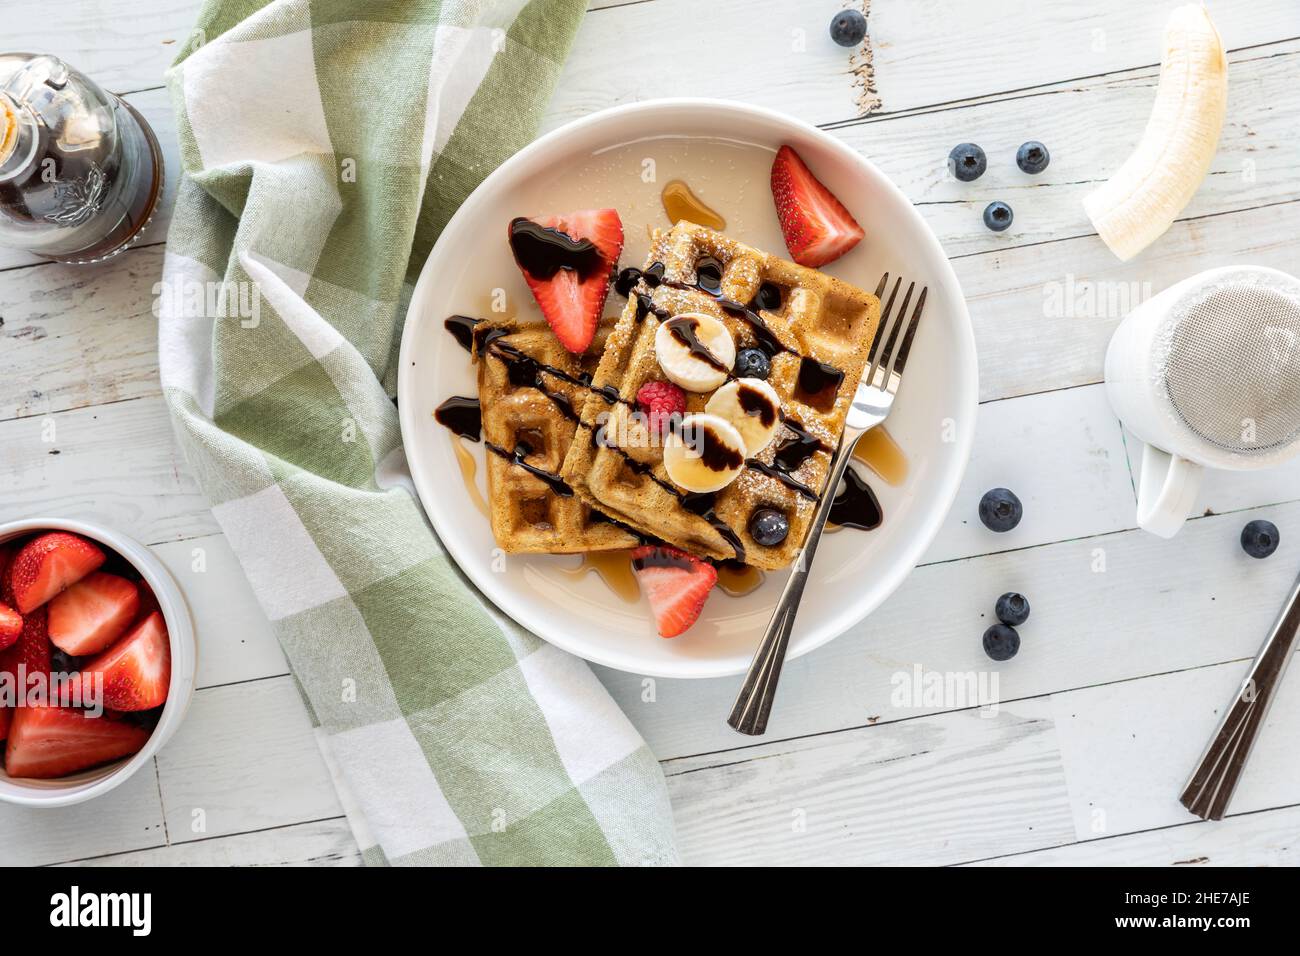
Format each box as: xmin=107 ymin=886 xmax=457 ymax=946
xmin=727 ymin=275 xmax=928 ymax=736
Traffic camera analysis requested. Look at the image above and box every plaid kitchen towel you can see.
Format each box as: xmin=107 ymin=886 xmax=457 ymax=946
xmin=159 ymin=0 xmax=679 ymax=866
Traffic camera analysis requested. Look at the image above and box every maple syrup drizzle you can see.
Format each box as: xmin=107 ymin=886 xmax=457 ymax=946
xmin=851 ymin=426 xmax=908 ymax=486
xmin=451 ymin=438 xmax=490 ymax=519
xmin=661 ymin=180 xmax=727 ymax=231
xmin=716 ymin=560 xmax=765 ymax=597
xmin=563 ymin=549 xmax=641 ymax=603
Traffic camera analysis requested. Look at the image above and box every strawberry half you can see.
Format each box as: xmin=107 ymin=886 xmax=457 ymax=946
xmin=4 ymin=704 xmax=150 ymax=779
xmin=48 ymin=572 xmax=141 ymax=657
xmin=508 ymin=209 xmax=623 ymax=354
xmin=0 ymin=604 xmax=21 ymax=651
xmin=631 ymin=545 xmax=718 ymax=638
xmin=76 ymin=611 xmax=170 ymax=712
xmin=770 ymin=145 xmax=865 ymax=267
xmin=6 ymin=532 xmax=105 ymax=614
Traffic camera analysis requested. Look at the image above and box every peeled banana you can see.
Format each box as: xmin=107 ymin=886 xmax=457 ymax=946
xmin=1083 ymin=4 xmax=1228 ymax=261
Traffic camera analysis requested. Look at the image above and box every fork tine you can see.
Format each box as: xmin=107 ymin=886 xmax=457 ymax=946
xmin=889 ymin=286 xmax=927 ymax=379
xmin=875 ymin=281 xmax=915 ymax=380
xmin=873 ymin=272 xmax=889 ymax=299
xmin=866 ymin=277 xmax=902 ymax=379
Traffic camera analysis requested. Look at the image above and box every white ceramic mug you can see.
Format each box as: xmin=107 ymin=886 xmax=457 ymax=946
xmin=1105 ymin=265 xmax=1300 ymax=538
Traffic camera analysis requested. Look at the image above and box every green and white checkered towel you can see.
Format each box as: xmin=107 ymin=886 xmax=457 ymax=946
xmin=160 ymin=0 xmax=678 ymax=866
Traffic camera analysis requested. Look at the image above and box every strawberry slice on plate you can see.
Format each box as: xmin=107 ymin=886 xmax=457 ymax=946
xmin=770 ymin=144 xmax=865 ymax=267
xmin=508 ymin=209 xmax=623 ymax=354
xmin=0 ymin=604 xmax=21 ymax=652
xmin=4 ymin=704 xmax=150 ymax=778
xmin=76 ymin=611 xmax=170 ymax=712
xmin=48 ymin=572 xmax=142 ymax=657
xmin=631 ymin=545 xmax=718 ymax=638
xmin=5 ymin=532 xmax=106 ymax=614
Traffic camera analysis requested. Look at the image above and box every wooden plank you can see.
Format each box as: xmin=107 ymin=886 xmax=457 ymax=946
xmin=667 ymin=656 xmax=1300 ymax=865
xmin=667 ymin=697 xmax=1076 ymax=865
xmin=546 ymin=0 xmax=1300 ymax=130
xmin=0 ymin=394 xmax=219 ymax=546
xmin=834 ymin=42 xmax=1300 ymax=259
xmin=956 ymin=199 xmax=1300 ymax=402
xmin=154 ymin=677 xmax=341 ymax=844
xmin=60 ymin=817 xmax=361 ymax=866
xmin=3 ymin=0 xmax=196 ymax=96
xmin=0 ymin=246 xmax=168 ymax=422
xmin=598 ymin=498 xmax=1300 ymax=760
xmin=966 ymin=804 xmax=1300 ymax=866
xmin=0 ymin=762 xmax=166 ymax=867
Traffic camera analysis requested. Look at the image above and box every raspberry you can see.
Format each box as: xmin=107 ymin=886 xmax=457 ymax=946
xmin=636 ymin=380 xmax=686 ymax=435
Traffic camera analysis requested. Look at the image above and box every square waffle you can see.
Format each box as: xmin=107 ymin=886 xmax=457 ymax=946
xmin=560 ymin=222 xmax=881 ymax=570
xmin=474 ymin=318 xmax=640 ymax=554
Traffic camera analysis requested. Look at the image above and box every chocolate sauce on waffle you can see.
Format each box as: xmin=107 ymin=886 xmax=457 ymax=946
xmin=752 ymin=282 xmax=783 ymax=312
xmin=485 ymin=440 xmax=575 ymax=498
xmin=795 ymin=357 xmax=846 ymax=412
xmin=693 ymin=256 xmax=724 ymax=295
xmin=434 ymin=396 xmax=482 ymax=441
xmin=508 ymin=218 xmax=605 ymax=281
xmin=445 ymin=315 xmax=481 ymax=352
xmin=829 ymin=467 xmax=882 ymax=530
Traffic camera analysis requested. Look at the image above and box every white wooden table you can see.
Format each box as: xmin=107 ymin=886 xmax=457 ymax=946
xmin=3 ymin=0 xmax=1299 ymax=867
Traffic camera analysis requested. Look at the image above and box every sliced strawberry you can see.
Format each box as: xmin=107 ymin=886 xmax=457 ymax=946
xmin=0 ymin=707 xmax=9 ymax=742
xmin=4 ymin=704 xmax=149 ymax=778
xmin=770 ymin=145 xmax=865 ymax=267
xmin=0 ymin=542 xmax=16 ymax=586
xmin=76 ymin=611 xmax=170 ymax=712
xmin=6 ymin=532 xmax=106 ymax=614
xmin=48 ymin=572 xmax=141 ymax=657
xmin=0 ymin=604 xmax=21 ymax=651
xmin=631 ymin=545 xmax=718 ymax=638
xmin=135 ymin=579 xmax=161 ymax=622
xmin=0 ymin=604 xmax=51 ymax=683
xmin=508 ymin=209 xmax=623 ymax=353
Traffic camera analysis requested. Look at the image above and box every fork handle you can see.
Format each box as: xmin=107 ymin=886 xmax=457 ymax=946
xmin=1179 ymin=567 xmax=1300 ymax=819
xmin=727 ymin=427 xmax=863 ymax=736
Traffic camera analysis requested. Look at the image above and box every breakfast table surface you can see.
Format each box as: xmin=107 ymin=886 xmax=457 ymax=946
xmin=3 ymin=0 xmax=1300 ymax=867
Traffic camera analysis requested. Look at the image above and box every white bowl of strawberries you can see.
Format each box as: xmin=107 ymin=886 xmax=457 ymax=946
xmin=0 ymin=518 xmax=196 ymax=807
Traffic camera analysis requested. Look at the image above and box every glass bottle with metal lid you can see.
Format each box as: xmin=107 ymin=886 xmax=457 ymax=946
xmin=0 ymin=52 xmax=163 ymax=263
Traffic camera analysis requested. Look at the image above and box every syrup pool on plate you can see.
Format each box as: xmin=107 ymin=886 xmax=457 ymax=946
xmin=434 ymin=135 xmax=893 ymax=627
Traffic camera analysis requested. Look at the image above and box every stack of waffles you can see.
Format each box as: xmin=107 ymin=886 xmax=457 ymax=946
xmin=473 ymin=221 xmax=881 ymax=570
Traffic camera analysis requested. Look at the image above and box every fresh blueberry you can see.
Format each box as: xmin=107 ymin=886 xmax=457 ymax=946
xmin=750 ymin=508 xmax=789 ymax=547
xmin=948 ymin=143 xmax=987 ymax=182
xmin=829 ymin=9 xmax=867 ymax=47
xmin=979 ymin=487 xmax=1023 ymax=532
xmin=1016 ymin=140 xmax=1050 ymax=174
xmin=983 ymin=201 xmax=1013 ymax=231
xmin=735 ymin=348 xmax=771 ymax=380
xmin=983 ymin=623 xmax=1021 ymax=661
xmin=995 ymin=592 xmax=1030 ymax=626
xmin=1240 ymin=519 xmax=1280 ymax=559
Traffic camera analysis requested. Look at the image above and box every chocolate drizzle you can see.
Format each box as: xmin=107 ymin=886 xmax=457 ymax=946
xmin=508 ymin=218 xmax=605 ymax=281
xmin=829 ymin=467 xmax=883 ymax=530
xmin=434 ymin=396 xmax=482 ymax=441
xmin=484 ymin=440 xmax=575 ymax=498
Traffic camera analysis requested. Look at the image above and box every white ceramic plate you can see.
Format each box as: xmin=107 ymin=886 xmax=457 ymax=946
xmin=398 ymin=99 xmax=976 ymax=679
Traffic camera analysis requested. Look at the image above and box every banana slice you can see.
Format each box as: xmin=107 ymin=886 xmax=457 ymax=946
xmin=663 ymin=413 xmax=746 ymax=493
xmin=655 ymin=312 xmax=735 ymax=392
xmin=1082 ymin=4 xmax=1227 ymax=261
xmin=706 ymin=378 xmax=781 ymax=455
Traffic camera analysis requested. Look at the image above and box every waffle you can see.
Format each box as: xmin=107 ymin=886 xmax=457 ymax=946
xmin=475 ymin=318 xmax=640 ymax=554
xmin=560 ymin=222 xmax=881 ymax=570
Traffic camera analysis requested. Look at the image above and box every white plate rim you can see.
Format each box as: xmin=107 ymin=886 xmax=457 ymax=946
xmin=398 ymin=97 xmax=977 ymax=679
